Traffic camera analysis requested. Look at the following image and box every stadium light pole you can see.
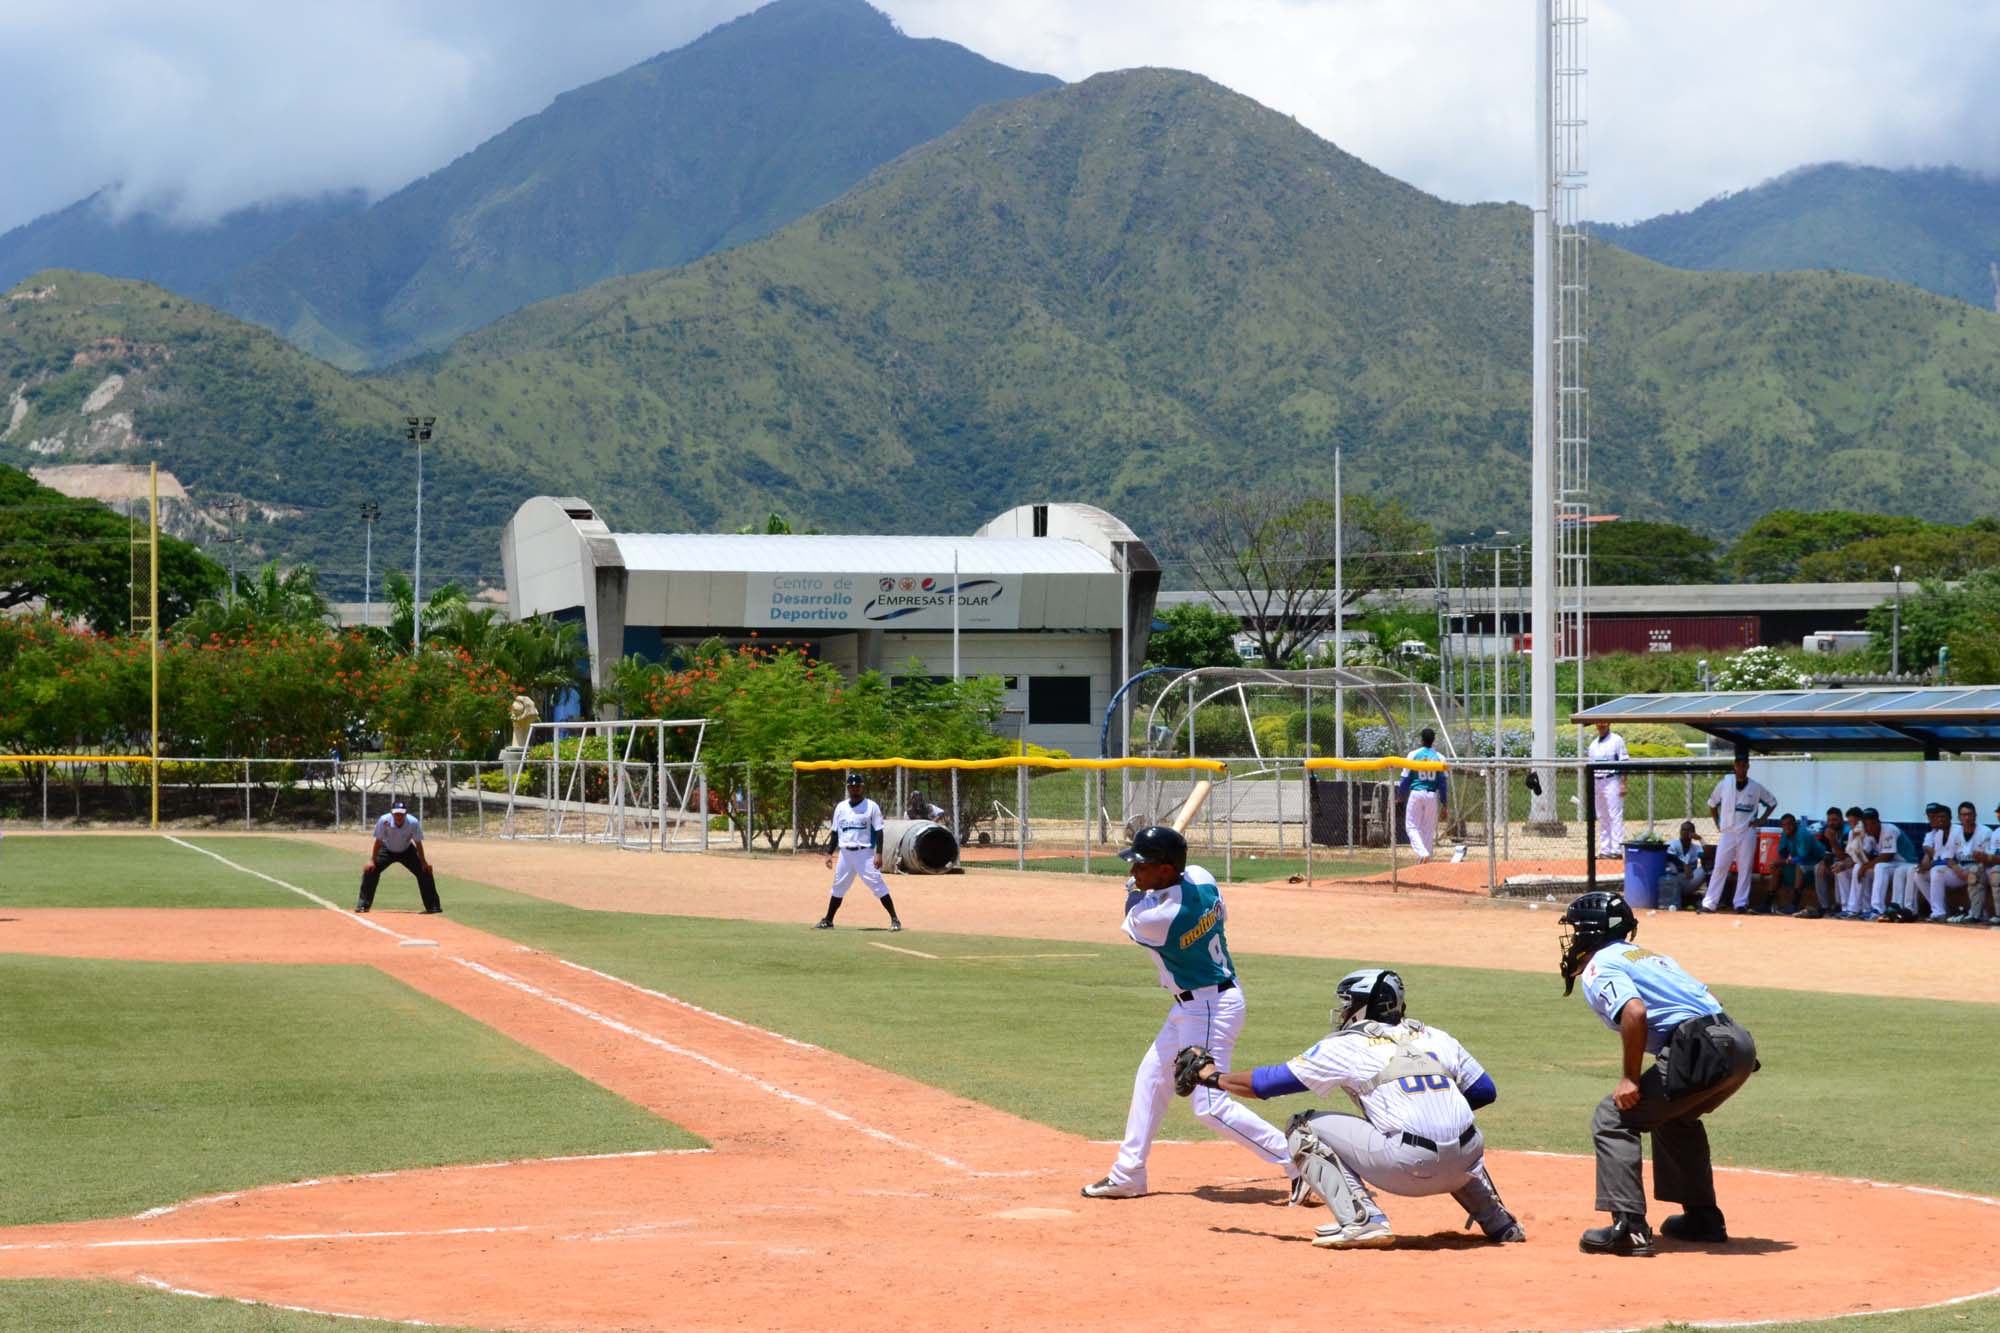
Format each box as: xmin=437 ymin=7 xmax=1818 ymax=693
xmin=1892 ymin=564 xmax=1903 ymax=676
xmin=404 ymin=416 xmax=435 ymax=653
xmin=359 ymin=502 xmax=381 ymax=630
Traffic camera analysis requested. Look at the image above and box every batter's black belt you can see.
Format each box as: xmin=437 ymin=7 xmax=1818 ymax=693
xmin=1401 ymin=1125 xmax=1478 ymax=1153
xmin=1173 ymin=978 xmax=1237 ymax=1003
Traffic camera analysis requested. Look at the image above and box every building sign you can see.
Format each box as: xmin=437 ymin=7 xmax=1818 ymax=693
xmin=746 ymin=573 xmax=1021 ymax=630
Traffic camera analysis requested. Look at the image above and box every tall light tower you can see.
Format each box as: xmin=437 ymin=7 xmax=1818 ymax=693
xmin=359 ymin=502 xmax=381 ymax=630
xmin=1530 ymin=0 xmax=1589 ymax=827
xmin=403 ymin=416 xmax=434 ymax=653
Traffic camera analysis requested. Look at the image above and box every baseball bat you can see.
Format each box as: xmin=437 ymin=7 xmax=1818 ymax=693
xmin=1169 ymin=779 xmax=1213 ymax=835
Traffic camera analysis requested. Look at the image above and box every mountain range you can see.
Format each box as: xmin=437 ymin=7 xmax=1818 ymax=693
xmin=7 ymin=65 xmax=1999 ymax=595
xmin=0 ymin=0 xmax=1055 ymax=370
xmin=1598 ymin=162 xmax=2000 ymax=314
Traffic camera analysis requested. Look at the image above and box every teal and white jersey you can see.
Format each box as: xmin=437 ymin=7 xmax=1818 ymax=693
xmin=1123 ymin=864 xmax=1236 ymax=991
xmin=1406 ymin=747 xmax=1445 ymax=793
xmin=1579 ymin=941 xmax=1722 ymax=1054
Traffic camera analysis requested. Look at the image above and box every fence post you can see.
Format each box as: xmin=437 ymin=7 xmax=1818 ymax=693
xmin=745 ymin=762 xmax=754 ymax=850
xmin=1223 ymin=767 xmax=1234 ymax=883
xmin=41 ymin=761 xmax=48 ymax=828
xmin=1275 ymin=763 xmax=1286 ymax=851
xmin=1487 ymin=763 xmax=1498 ymax=894
xmin=445 ymin=761 xmax=454 ymax=836
xmin=1305 ymin=759 xmax=1314 ymax=887
xmin=1016 ymin=763 xmax=1027 ymax=871
xmin=1082 ymin=768 xmax=1093 ymax=875
xmin=244 ymin=758 xmax=251 ymax=830
xmin=699 ymin=769 xmax=710 ymax=851
xmin=791 ymin=768 xmax=800 ymax=856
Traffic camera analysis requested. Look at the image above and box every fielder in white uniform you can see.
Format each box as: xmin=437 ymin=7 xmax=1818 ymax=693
xmin=1399 ymin=727 xmax=1449 ymax=862
xmin=1860 ymin=808 xmax=1917 ymax=920
xmin=1179 ymin=969 xmax=1523 ymax=1249
xmin=1081 ymin=824 xmax=1297 ymax=1200
xmin=1701 ymin=758 xmax=1775 ymax=912
xmin=1588 ymin=723 xmax=1631 ymax=858
xmin=814 ymin=772 xmax=901 ymax=932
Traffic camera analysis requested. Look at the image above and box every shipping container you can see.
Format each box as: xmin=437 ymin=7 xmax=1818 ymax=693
xmin=1584 ymin=616 xmax=1759 ymax=657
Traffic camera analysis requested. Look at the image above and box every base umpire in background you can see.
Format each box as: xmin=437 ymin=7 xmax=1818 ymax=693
xmin=1560 ymin=890 xmax=1758 ymax=1256
xmin=355 ymin=798 xmax=442 ymax=914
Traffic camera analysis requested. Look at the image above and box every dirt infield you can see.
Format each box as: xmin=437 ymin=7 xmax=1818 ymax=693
xmin=5 ymin=885 xmax=2000 ymax=1331
xmin=294 ymin=833 xmax=2000 ymax=1005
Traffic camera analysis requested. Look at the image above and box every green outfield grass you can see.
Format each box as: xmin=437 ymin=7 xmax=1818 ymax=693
xmin=0 ymin=952 xmax=698 ymax=1226
xmin=0 ymin=1281 xmax=496 ymax=1331
xmin=6 ymin=834 xmax=1998 ymax=1332
xmin=0 ymin=834 xmax=319 ymax=907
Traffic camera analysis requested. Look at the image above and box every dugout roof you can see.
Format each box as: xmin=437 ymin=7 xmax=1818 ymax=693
xmin=1574 ymin=687 xmax=2000 ymax=756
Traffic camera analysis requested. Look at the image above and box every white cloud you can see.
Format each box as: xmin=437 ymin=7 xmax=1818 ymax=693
xmin=2 ymin=0 xmax=1996 ymax=234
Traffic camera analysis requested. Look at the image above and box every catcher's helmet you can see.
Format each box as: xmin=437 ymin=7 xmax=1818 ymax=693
xmin=1333 ymin=968 xmax=1406 ymax=1029
xmin=1559 ymin=890 xmax=1637 ymax=995
xmin=1118 ymin=824 xmax=1188 ymax=870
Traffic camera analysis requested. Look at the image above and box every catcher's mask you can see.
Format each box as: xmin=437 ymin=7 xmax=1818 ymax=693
xmin=1333 ymin=968 xmax=1406 ymax=1029
xmin=1118 ymin=824 xmax=1188 ymax=871
xmin=1559 ymin=890 xmax=1636 ymax=996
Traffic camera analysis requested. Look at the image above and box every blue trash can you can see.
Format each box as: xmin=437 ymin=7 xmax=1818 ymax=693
xmin=1622 ymin=842 xmax=1668 ymax=909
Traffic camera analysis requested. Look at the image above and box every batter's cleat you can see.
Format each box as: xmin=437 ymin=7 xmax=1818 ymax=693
xmin=812 ymin=919 xmax=834 ymax=930
xmin=889 ymin=919 xmax=903 ymax=932
xmin=1579 ymin=1215 xmax=1655 ymax=1257
xmin=421 ymin=908 xmax=443 ymax=915
xmin=1313 ymin=1219 xmax=1395 ymax=1250
xmin=353 ymin=905 xmax=369 ymax=914
xmin=1661 ymin=1207 xmax=1729 ymax=1243
xmin=1080 ymin=1176 xmax=1145 ymax=1199
xmin=1287 ymin=1175 xmax=1322 ymax=1207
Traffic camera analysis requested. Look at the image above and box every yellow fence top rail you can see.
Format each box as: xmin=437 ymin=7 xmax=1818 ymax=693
xmin=3 ymin=755 xmax=157 ymax=764
xmin=793 ymin=756 xmax=1228 ymax=774
xmin=1304 ymin=756 xmax=1449 ymax=773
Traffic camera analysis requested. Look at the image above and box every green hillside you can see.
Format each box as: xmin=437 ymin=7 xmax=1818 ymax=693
xmin=212 ymin=0 xmax=1057 ymax=369
xmin=1599 ymin=163 xmax=2000 ymax=312
xmin=7 ymin=72 xmax=2000 ymax=590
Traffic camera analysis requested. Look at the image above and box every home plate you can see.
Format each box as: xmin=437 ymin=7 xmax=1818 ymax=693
xmin=990 ymin=1207 xmax=1074 ymax=1221
xmin=399 ymin=939 xmax=439 ymax=948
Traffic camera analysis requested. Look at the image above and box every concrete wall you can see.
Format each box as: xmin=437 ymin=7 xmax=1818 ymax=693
xmin=1749 ymin=759 xmax=2000 ymax=825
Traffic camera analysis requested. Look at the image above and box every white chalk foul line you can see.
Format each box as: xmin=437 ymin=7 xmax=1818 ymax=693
xmin=137 ymin=1275 xmax=439 ymax=1327
xmin=129 ymin=1148 xmax=709 ymax=1221
xmin=555 ymin=958 xmax=822 ymax=1050
xmin=868 ymin=943 xmax=1098 ymax=961
xmin=3 ymin=1224 xmax=535 ymax=1254
xmin=452 ymin=956 xmax=1033 ymax=1179
xmin=869 ymin=942 xmax=941 ymax=959
xmin=162 ymin=835 xmax=407 ymax=941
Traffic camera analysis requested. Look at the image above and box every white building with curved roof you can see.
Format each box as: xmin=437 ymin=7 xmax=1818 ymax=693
xmin=500 ymin=498 xmax=1161 ymax=754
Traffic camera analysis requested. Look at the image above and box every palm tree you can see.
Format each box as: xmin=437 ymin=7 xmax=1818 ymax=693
xmin=370 ymin=572 xmax=471 ymax=655
xmin=175 ymin=562 xmax=330 ymax=639
xmin=490 ymin=616 xmax=589 ymax=720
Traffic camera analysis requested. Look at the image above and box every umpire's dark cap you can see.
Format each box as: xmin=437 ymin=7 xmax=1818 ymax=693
xmin=390 ymin=797 xmax=407 ymax=812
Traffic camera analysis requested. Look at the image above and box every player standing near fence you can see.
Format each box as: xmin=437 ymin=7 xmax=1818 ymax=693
xmin=815 ymin=772 xmax=901 ymax=932
xmin=1700 ymin=756 xmax=1775 ymax=913
xmin=1588 ymin=722 xmax=1630 ymax=859
xmin=1399 ymin=728 xmax=1449 ymax=863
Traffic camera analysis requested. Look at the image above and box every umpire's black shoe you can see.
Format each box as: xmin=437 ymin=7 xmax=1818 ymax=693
xmin=1579 ymin=1215 xmax=1655 ymax=1256
xmin=812 ymin=919 xmax=834 ymax=930
xmin=1661 ymin=1207 xmax=1729 ymax=1243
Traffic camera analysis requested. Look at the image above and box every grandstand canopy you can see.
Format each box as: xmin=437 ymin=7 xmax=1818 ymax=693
xmin=1574 ymin=687 xmax=2000 ymax=757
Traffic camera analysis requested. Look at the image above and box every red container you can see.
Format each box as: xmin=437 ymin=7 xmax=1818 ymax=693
xmin=1753 ymin=827 xmax=1781 ymax=875
xmin=1585 ymin=616 xmax=1759 ymax=658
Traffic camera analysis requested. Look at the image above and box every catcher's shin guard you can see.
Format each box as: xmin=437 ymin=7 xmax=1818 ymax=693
xmin=1286 ymin=1112 xmax=1378 ymax=1230
xmin=1452 ymin=1161 xmax=1517 ymax=1238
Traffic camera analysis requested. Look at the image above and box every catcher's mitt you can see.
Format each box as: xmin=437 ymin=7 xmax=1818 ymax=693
xmin=1173 ymin=1045 xmax=1219 ymax=1097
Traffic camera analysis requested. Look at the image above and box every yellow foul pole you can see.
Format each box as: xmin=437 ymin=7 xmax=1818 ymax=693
xmin=150 ymin=461 xmax=160 ymax=829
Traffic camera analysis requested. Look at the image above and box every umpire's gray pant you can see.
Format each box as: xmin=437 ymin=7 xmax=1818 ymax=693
xmin=1593 ymin=1013 xmax=1757 ymax=1216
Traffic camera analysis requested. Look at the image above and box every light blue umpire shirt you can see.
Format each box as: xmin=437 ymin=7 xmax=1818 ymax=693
xmin=1578 ymin=940 xmax=1722 ymax=1055
xmin=374 ymin=811 xmax=424 ymax=855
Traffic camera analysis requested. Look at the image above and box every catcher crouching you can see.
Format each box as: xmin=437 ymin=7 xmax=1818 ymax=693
xmin=1175 ymin=968 xmax=1524 ymax=1250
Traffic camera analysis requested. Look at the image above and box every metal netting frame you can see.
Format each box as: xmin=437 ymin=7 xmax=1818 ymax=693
xmin=500 ymin=717 xmax=710 ymax=850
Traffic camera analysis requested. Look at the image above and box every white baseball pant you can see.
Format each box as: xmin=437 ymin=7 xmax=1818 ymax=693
xmin=1704 ymin=829 xmax=1758 ymax=910
xmin=1105 ymin=983 xmax=1294 ymax=1192
xmin=1925 ymin=865 xmax=1968 ymax=920
xmin=829 ymin=846 xmax=888 ymax=899
xmin=1594 ymin=778 xmax=1624 ymax=856
xmin=1405 ymin=790 xmax=1440 ymax=861
xmin=1869 ymin=862 xmax=1916 ymax=914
